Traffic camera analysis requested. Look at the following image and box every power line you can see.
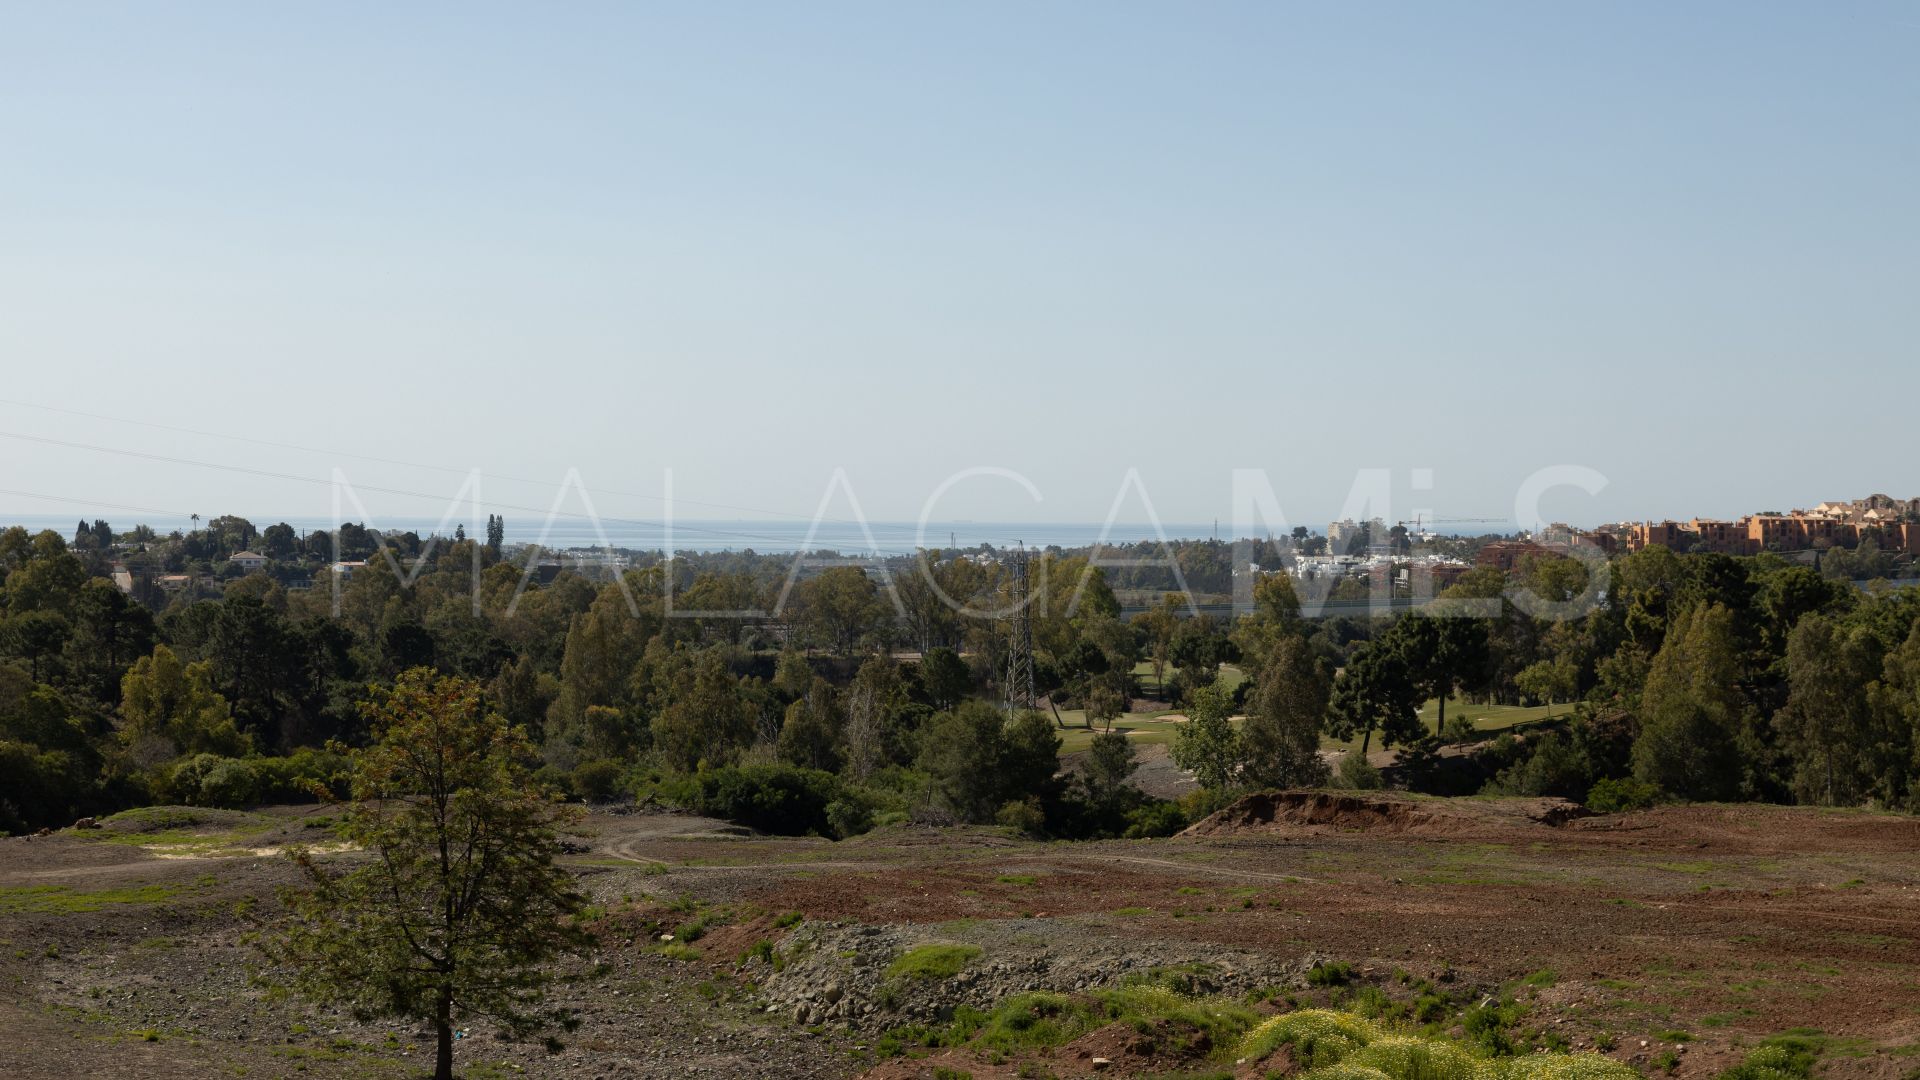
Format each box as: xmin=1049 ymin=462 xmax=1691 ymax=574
xmin=0 ymin=395 xmax=934 ymax=537
xmin=0 ymin=487 xmax=191 ymax=521
xmin=0 ymin=429 xmax=944 ymax=554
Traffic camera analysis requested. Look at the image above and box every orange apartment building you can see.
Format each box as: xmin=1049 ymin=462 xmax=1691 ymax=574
xmin=1622 ymin=500 xmax=1920 ymax=556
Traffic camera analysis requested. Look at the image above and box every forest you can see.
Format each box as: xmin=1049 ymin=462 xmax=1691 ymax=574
xmin=4 ymin=516 xmax=1920 ymax=837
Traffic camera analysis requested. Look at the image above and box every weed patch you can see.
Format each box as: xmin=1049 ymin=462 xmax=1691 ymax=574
xmin=887 ymin=944 xmax=982 ymax=980
xmin=0 ymin=883 xmax=193 ymax=914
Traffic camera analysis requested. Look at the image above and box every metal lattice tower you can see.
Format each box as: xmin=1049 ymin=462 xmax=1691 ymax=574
xmin=1005 ymin=543 xmax=1035 ymax=714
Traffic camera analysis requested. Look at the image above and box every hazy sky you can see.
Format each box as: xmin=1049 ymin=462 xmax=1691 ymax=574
xmin=2 ymin=3 xmax=1915 ymax=533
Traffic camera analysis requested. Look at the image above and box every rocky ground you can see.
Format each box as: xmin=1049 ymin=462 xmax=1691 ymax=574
xmin=3 ymin=796 xmax=1919 ymax=1079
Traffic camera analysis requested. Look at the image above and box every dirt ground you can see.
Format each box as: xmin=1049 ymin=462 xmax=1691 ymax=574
xmin=3 ymin=796 xmax=1918 ymax=1079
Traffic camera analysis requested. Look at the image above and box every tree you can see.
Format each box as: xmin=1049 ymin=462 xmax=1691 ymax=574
xmin=1 ymin=539 xmax=88 ymax=617
xmin=648 ymin=649 xmax=754 ymax=772
xmin=490 ymin=654 xmax=557 ymax=739
xmin=791 ymin=566 xmax=888 ymax=656
xmin=206 ymin=514 xmax=257 ymax=556
xmin=1385 ymin=613 xmax=1488 ymax=738
xmin=1631 ymin=603 xmax=1746 ymax=801
xmin=1515 ymin=656 xmax=1577 ymax=718
xmin=917 ymin=647 xmax=971 ymax=711
xmin=1777 ymin=615 xmax=1879 ymax=806
xmin=913 ymin=702 xmax=1058 ymax=822
xmin=2 ymin=610 xmax=71 ymax=682
xmin=1134 ymin=594 xmax=1182 ymax=694
xmin=264 ymin=670 xmax=587 ymax=1080
xmin=547 ymin=586 xmax=660 ymax=750
xmin=261 ymin=522 xmax=299 ymax=560
xmin=1082 ymin=730 xmax=1139 ymax=809
xmin=1328 ymin=641 xmax=1424 ymax=756
xmin=1085 ymin=683 xmax=1126 ymax=732
xmin=1170 ymin=683 xmax=1242 ymax=791
xmin=842 ymin=655 xmax=910 ymax=781
xmin=486 ymin=514 xmax=506 ymax=556
xmin=1869 ymin=625 xmax=1920 ymax=809
xmin=1001 ymin=709 xmax=1063 ymax=799
xmin=120 ymin=644 xmax=250 ymax=762
xmin=1232 ymin=573 xmax=1303 ymax=681
xmin=777 ymin=677 xmax=843 ymax=772
xmin=917 ymin=700 xmax=1009 ymax=821
xmin=1167 ymin=616 xmax=1234 ymax=699
xmin=198 ymin=595 xmax=302 ymax=747
xmin=1242 ymin=636 xmax=1331 ymax=788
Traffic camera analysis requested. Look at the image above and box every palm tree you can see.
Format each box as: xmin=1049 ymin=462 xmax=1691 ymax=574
xmin=190 ymin=513 xmax=200 ymax=532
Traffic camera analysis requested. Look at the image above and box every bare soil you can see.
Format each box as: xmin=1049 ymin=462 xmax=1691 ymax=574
xmin=3 ymin=797 xmax=1918 ymax=1079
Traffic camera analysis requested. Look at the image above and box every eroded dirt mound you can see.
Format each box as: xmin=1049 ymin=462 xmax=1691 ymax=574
xmin=1178 ymin=791 xmax=1594 ymax=838
xmin=1180 ymin=791 xmax=1449 ymax=837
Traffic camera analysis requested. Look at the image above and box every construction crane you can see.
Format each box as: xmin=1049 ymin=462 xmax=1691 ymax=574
xmin=1396 ymin=515 xmax=1504 ymax=534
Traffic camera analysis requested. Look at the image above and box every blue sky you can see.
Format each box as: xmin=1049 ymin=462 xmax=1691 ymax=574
xmin=1 ymin=3 xmax=1915 ymax=532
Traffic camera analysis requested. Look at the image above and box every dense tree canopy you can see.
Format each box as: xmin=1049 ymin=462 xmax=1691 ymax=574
xmin=4 ymin=517 xmax=1920 ymax=844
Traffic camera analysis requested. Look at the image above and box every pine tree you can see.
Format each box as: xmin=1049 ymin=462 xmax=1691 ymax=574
xmin=1242 ymin=635 xmax=1331 ymax=788
xmin=1631 ymin=603 xmax=1747 ymax=800
xmin=263 ymin=671 xmax=587 ymax=1080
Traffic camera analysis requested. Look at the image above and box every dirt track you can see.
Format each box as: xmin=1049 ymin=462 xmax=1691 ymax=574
xmin=2 ymin=797 xmax=1918 ymax=1079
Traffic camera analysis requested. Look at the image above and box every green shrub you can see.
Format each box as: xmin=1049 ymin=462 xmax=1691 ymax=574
xmin=1441 ymin=713 xmax=1479 ymax=743
xmin=1346 ymin=1035 xmax=1478 ymax=1080
xmin=679 ymin=763 xmax=841 ymax=836
xmin=1239 ymin=1008 xmax=1378 ymax=1065
xmin=253 ymin=748 xmax=349 ymax=803
xmin=161 ymin=754 xmax=261 ymax=808
xmin=1307 ymin=960 xmax=1354 ymax=987
xmin=824 ymin=796 xmax=873 ymax=839
xmin=1715 ymin=1034 xmax=1820 ymax=1080
xmin=995 ymin=797 xmax=1046 ymax=836
xmin=1351 ymin=986 xmax=1397 ymax=1019
xmin=1123 ymin=800 xmax=1188 ymax=838
xmin=1462 ymin=996 xmax=1525 ymax=1056
xmin=887 ymin=943 xmax=983 ymax=980
xmin=1338 ymin=752 xmax=1384 ymax=790
xmin=571 ymin=759 xmax=625 ymax=802
xmin=1301 ymin=1066 xmax=1394 ymax=1080
xmin=1497 ymin=1054 xmax=1641 ymax=1080
xmin=1585 ymin=776 xmax=1659 ymax=813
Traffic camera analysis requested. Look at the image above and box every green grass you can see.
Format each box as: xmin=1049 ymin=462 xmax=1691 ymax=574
xmin=1056 ymin=713 xmax=1188 ymax=755
xmin=886 ymin=943 xmax=982 ymax=980
xmin=1716 ymin=1032 xmax=1826 ymax=1080
xmin=996 ymin=874 xmax=1037 ymax=886
xmin=85 ymin=806 xmax=281 ymax=855
xmin=1050 ymin=663 xmax=1249 ymax=756
xmin=0 ymin=882 xmax=190 ymax=914
xmin=1318 ymin=697 xmax=1563 ymax=752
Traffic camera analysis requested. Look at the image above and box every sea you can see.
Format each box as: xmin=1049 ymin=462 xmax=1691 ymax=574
xmin=2 ymin=513 xmax=1234 ymax=555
